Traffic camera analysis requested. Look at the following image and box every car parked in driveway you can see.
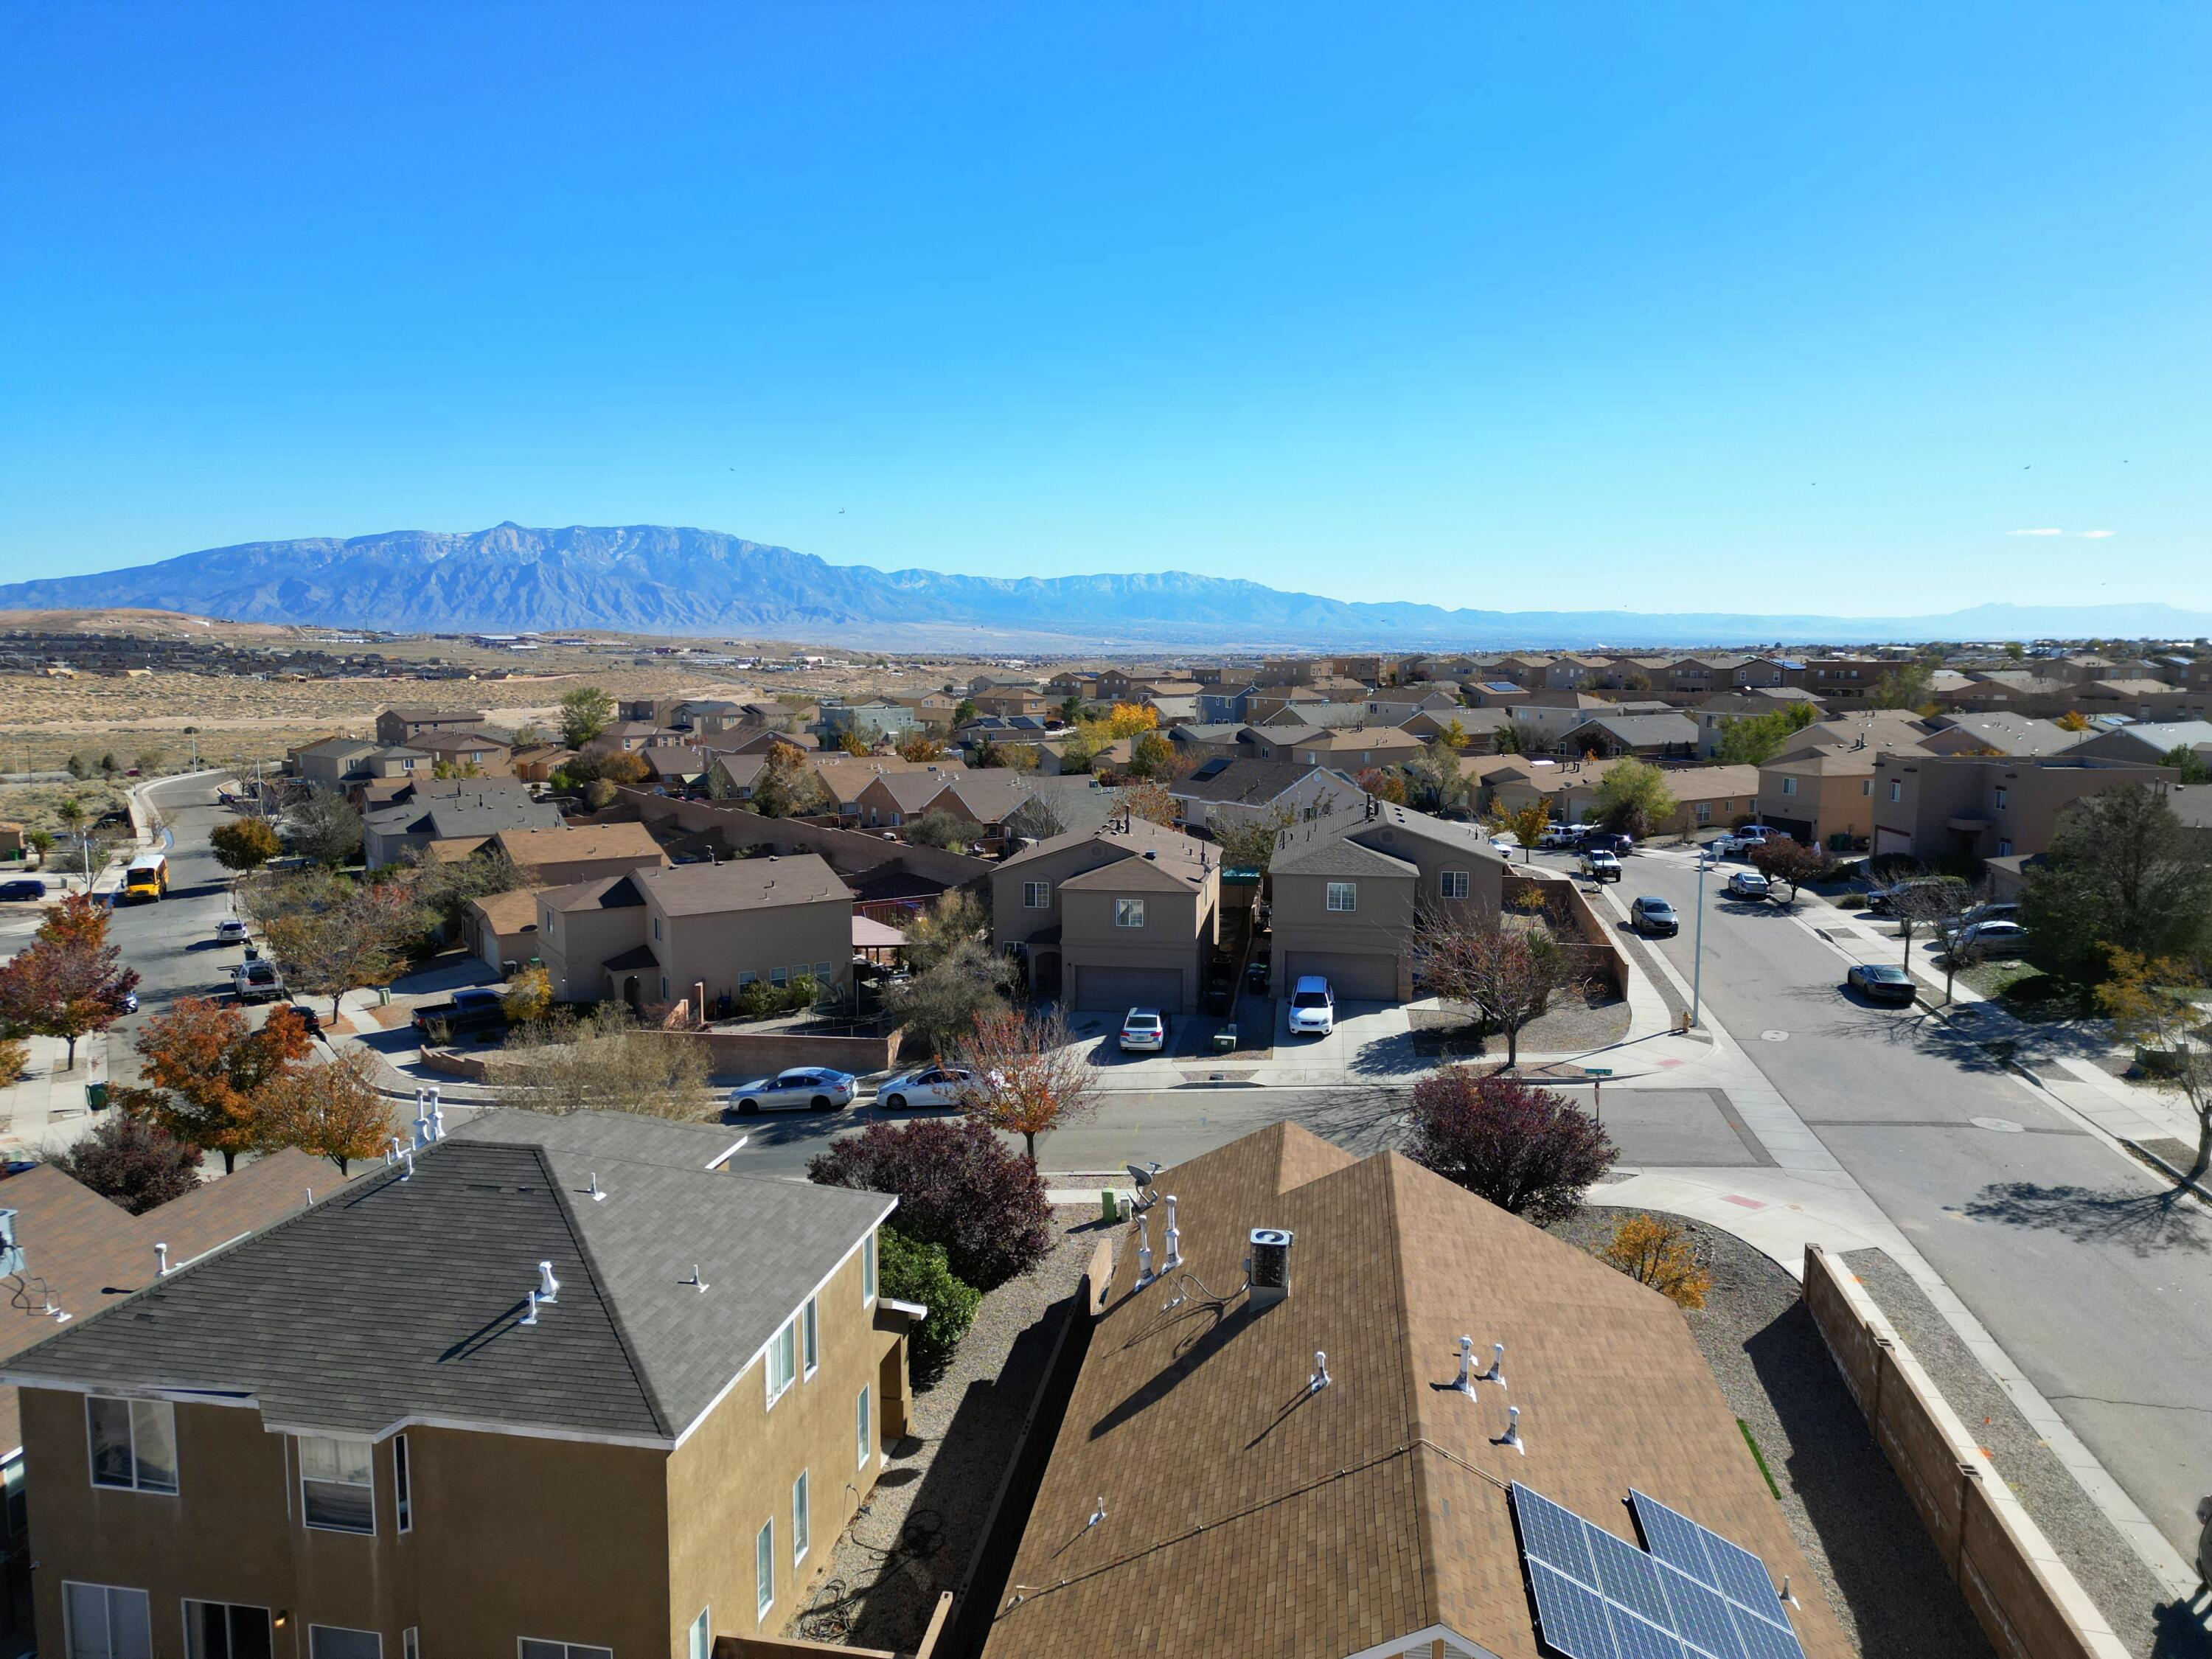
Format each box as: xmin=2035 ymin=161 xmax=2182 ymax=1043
xmin=728 ymin=1067 xmax=857 ymax=1115
xmin=1287 ymin=976 xmax=1335 ymax=1037
xmin=1630 ymin=895 xmax=1679 ymax=936
xmin=1945 ymin=919 xmax=2031 ymax=960
xmin=1708 ymin=826 xmax=1771 ymax=858
xmin=876 ymin=1064 xmax=978 ymax=1110
xmin=1119 ymin=1009 xmax=1167 ymax=1053
xmin=1725 ymin=870 xmax=1771 ymax=902
xmin=0 ymin=879 xmax=47 ymax=903
xmin=411 ymin=987 xmax=508 ymax=1040
xmin=1537 ymin=825 xmax=1581 ymax=850
xmin=229 ymin=959 xmax=285 ymax=1004
xmin=1865 ymin=875 xmax=1967 ymax=916
xmin=1582 ymin=849 xmax=1622 ymax=883
xmin=1846 ymin=961 xmax=1918 ymax=1005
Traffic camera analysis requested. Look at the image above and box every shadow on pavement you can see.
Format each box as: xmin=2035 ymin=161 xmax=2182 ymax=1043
xmin=1961 ymin=1180 xmax=2211 ymax=1258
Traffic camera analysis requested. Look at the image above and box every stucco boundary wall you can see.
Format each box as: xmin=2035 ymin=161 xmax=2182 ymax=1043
xmin=1801 ymin=1245 xmax=2131 ymax=1659
xmin=620 ymin=787 xmax=992 ymax=888
xmin=1503 ymin=872 xmax=1628 ymax=998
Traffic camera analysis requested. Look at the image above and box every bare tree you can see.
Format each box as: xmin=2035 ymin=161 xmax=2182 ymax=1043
xmin=1883 ymin=872 xmax=1979 ymax=1003
xmin=1414 ymin=901 xmax=1581 ymax=1068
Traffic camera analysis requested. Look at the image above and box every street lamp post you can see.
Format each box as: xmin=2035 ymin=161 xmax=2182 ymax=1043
xmin=1691 ymin=849 xmax=1708 ymax=1028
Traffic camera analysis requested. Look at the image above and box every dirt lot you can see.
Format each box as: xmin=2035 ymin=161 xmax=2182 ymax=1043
xmin=0 ymin=778 xmax=132 ymax=835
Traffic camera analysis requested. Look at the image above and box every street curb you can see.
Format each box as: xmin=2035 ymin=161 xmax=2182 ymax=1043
xmin=2115 ymin=1138 xmax=2212 ymax=1206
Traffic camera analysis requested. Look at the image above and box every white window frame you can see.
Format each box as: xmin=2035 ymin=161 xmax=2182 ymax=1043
xmin=86 ymin=1395 xmax=178 ymax=1495
xmin=862 ymin=1230 xmax=877 ymax=1305
xmin=184 ymin=1598 xmax=274 ymax=1659
xmin=394 ymin=1431 xmax=412 ymax=1534
xmin=1114 ymin=898 xmax=1144 ymax=928
xmin=1889 ymin=780 xmax=1902 ymax=802
xmin=770 ymin=966 xmax=788 ymax=988
xmin=307 ymin=1627 xmax=383 ymax=1659
xmin=1694 ymin=801 xmax=1713 ymax=824
xmin=757 ymin=1517 xmax=776 ymax=1618
xmin=793 ymin=1469 xmax=811 ymax=1565
xmin=298 ymin=1433 xmax=377 ymax=1535
xmin=802 ymin=1296 xmax=820 ymax=1378
xmin=403 ymin=1632 xmax=420 ymax=1659
xmin=1439 ymin=870 xmax=1470 ymax=900
xmin=858 ymin=1384 xmax=874 ymax=1470
xmin=1022 ymin=880 xmax=1051 ymax=909
xmin=65 ymin=1582 xmax=151 ymax=1659
xmin=1326 ymin=881 xmax=1357 ymax=913
xmin=689 ymin=1607 xmax=711 ymax=1659
xmin=1781 ymin=776 xmax=1797 ymax=796
xmin=518 ymin=1641 xmax=612 ymax=1659
xmin=766 ymin=1318 xmax=798 ymax=1407
xmin=1994 ymin=787 xmax=2008 ymax=809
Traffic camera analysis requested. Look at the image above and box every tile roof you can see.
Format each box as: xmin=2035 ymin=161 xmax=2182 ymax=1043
xmin=5 ymin=1123 xmax=891 ymax=1444
xmin=982 ymin=1124 xmax=1853 ymax=1659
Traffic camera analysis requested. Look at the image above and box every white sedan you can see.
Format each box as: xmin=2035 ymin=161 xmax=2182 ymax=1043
xmin=875 ymin=1065 xmax=978 ymax=1111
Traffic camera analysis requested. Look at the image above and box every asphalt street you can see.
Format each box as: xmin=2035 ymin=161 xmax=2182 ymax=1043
xmin=1598 ymin=845 xmax=2212 ymax=1562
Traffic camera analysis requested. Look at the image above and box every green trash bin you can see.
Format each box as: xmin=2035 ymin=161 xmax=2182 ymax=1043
xmin=86 ymin=1082 xmax=110 ymax=1113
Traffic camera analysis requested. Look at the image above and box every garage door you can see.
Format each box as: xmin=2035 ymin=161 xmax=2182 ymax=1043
xmin=1874 ymin=827 xmax=1914 ymax=858
xmin=1765 ymin=816 xmax=1812 ymax=843
xmin=1284 ymin=951 xmax=1399 ymax=1003
xmin=1071 ymin=965 xmax=1186 ymax=1013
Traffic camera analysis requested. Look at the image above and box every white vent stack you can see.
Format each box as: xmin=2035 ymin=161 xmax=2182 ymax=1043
xmin=41 ymin=1293 xmax=68 ymax=1323
xmin=155 ymin=1242 xmax=170 ymax=1277
xmin=1161 ymin=1196 xmax=1182 ymax=1274
xmin=1450 ymin=1334 xmax=1475 ymax=1395
xmin=1307 ymin=1350 xmax=1330 ymax=1394
xmin=588 ymin=1172 xmax=606 ymax=1202
xmin=537 ymin=1261 xmax=560 ymax=1304
xmin=683 ymin=1264 xmax=709 ymax=1293
xmin=521 ymin=1290 xmax=540 ymax=1326
xmin=400 ymin=1149 xmax=415 ymax=1181
xmin=1135 ymin=1215 xmax=1155 ymax=1288
xmin=1495 ymin=1405 xmax=1523 ymax=1455
xmin=1482 ymin=1341 xmax=1506 ymax=1388
xmin=1085 ymin=1495 xmax=1107 ymax=1530
xmin=1247 ymin=1228 xmax=1293 ymax=1309
xmin=430 ymin=1093 xmax=445 ymax=1140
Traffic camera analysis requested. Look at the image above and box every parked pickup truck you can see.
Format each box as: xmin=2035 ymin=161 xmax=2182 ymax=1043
xmin=1707 ymin=826 xmax=1772 ymax=858
xmin=411 ymin=987 xmax=509 ymax=1041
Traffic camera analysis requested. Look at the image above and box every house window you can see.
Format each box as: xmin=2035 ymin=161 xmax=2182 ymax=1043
xmin=1694 ymin=801 xmax=1712 ymax=824
xmin=767 ymin=1318 xmax=799 ymax=1405
xmin=863 ymin=1230 xmax=877 ymax=1304
xmin=802 ymin=1297 xmax=820 ymax=1377
xmin=1994 ymin=787 xmax=2008 ymax=809
xmin=1439 ymin=870 xmax=1470 ymax=900
xmin=793 ymin=1470 xmax=812 ymax=1565
xmin=307 ymin=1630 xmax=382 ymax=1659
xmin=653 ymin=917 xmax=661 ymax=940
xmin=86 ymin=1396 xmax=177 ymax=1494
xmin=1115 ymin=898 xmax=1145 ymax=928
xmin=889 ymin=813 xmax=903 ymax=827
xmin=1781 ymin=776 xmax=1797 ymax=796
xmin=660 ymin=977 xmax=669 ymax=1001
xmin=519 ymin=1644 xmax=612 ymax=1659
xmin=65 ymin=1582 xmax=151 ymax=1659
xmin=757 ymin=1519 xmax=776 ymax=1618
xmin=858 ymin=1385 xmax=874 ymax=1469
xmin=403 ymin=1633 xmax=420 ymax=1659
xmin=1023 ymin=881 xmax=1051 ymax=909
xmin=1889 ymin=780 xmax=1902 ymax=802
xmin=184 ymin=1599 xmax=273 ymax=1659
xmin=1862 ymin=779 xmax=1873 ymax=796
xmin=738 ymin=971 xmax=758 ymax=987
xmin=770 ymin=967 xmax=788 ymax=988
xmin=1326 ymin=882 xmax=1357 ymax=913
xmin=689 ymin=1608 xmax=712 ymax=1659
xmin=299 ymin=1434 xmax=376 ymax=1534
xmin=394 ymin=1433 xmax=412 ymax=1533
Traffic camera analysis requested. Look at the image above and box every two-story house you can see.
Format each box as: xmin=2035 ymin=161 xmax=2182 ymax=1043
xmin=4 ymin=1110 xmax=915 ymax=1659
xmin=372 ymin=707 xmax=487 ymax=747
xmin=1267 ymin=799 xmax=1507 ymax=1001
xmin=1165 ymin=759 xmax=1365 ymax=837
xmin=1868 ymin=752 xmax=2177 ymax=861
xmin=991 ymin=818 xmax=1220 ymax=1011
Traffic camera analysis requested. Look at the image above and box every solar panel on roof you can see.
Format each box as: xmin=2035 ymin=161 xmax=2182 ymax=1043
xmin=1513 ymin=1485 xmax=1808 ymax=1659
xmin=1528 ymin=1561 xmax=1619 ymax=1659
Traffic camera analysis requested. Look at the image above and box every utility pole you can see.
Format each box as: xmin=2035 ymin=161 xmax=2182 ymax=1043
xmin=1691 ymin=847 xmax=1708 ymax=1029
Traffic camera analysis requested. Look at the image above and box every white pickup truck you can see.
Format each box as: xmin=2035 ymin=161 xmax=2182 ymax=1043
xmin=1707 ymin=826 xmax=1773 ymax=858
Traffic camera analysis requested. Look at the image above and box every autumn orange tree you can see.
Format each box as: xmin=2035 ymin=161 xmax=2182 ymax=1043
xmin=0 ymin=902 xmax=140 ymax=1068
xmin=1600 ymin=1214 xmax=1711 ymax=1308
xmin=125 ymin=997 xmax=313 ymax=1170
xmin=1113 ymin=779 xmax=1179 ymax=827
xmin=261 ymin=1048 xmax=392 ymax=1174
xmin=35 ymin=891 xmax=114 ymax=950
xmin=948 ymin=1006 xmax=1098 ymax=1161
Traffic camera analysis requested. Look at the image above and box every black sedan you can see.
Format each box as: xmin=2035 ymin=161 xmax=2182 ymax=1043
xmin=1846 ymin=962 xmax=1918 ymax=1006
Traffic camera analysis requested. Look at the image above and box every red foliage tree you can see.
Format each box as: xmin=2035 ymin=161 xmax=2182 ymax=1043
xmin=35 ymin=891 xmax=114 ymax=950
xmin=51 ymin=1111 xmax=204 ymax=1214
xmin=0 ymin=928 xmax=141 ymax=1068
xmin=806 ymin=1117 xmax=1051 ymax=1291
xmin=1406 ymin=1065 xmax=1617 ymax=1224
xmin=1747 ymin=835 xmax=1837 ymax=904
xmin=127 ymin=997 xmax=313 ymax=1171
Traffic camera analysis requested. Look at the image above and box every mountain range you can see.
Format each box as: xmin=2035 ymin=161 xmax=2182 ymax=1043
xmin=1 ymin=523 xmax=2203 ymax=650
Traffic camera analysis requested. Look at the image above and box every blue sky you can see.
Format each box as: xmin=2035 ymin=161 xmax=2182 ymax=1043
xmin=3 ymin=2 xmax=2206 ymax=613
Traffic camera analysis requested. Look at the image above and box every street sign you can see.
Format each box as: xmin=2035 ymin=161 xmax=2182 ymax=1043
xmin=1582 ymin=1067 xmax=1614 ymax=1078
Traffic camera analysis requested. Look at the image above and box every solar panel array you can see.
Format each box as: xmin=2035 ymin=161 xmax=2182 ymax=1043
xmin=1509 ymin=1484 xmax=1806 ymax=1659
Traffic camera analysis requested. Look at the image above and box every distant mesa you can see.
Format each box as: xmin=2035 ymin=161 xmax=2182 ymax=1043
xmin=0 ymin=523 xmax=2199 ymax=649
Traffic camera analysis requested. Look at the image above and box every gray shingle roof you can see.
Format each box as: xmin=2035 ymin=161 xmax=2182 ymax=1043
xmin=4 ymin=1122 xmax=892 ymax=1444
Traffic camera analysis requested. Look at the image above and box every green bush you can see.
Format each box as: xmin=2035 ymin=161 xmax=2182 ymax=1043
xmin=879 ymin=1226 xmax=981 ymax=1385
xmin=1834 ymin=891 xmax=1866 ymax=911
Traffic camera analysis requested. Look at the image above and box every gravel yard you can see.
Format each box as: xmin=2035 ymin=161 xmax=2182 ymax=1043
xmin=1408 ymin=985 xmax=1632 ymax=1058
xmin=1551 ymin=1204 xmax=1994 ymax=1659
xmin=794 ymin=1206 xmax=1099 ymax=1653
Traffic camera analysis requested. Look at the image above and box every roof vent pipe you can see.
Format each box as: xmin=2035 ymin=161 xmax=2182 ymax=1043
xmin=400 ymin=1149 xmax=415 ymax=1181
xmin=1161 ymin=1196 xmax=1182 ymax=1274
xmin=155 ymin=1242 xmax=170 ymax=1277
xmin=1134 ymin=1216 xmax=1155 ymax=1288
xmin=537 ymin=1261 xmax=560 ymax=1303
xmin=588 ymin=1172 xmax=606 ymax=1202
xmin=1495 ymin=1404 xmax=1524 ymax=1455
xmin=521 ymin=1290 xmax=540 ymax=1326
xmin=1450 ymin=1334 xmax=1475 ymax=1395
xmin=1481 ymin=1342 xmax=1506 ymax=1388
xmin=1308 ymin=1350 xmax=1330 ymax=1393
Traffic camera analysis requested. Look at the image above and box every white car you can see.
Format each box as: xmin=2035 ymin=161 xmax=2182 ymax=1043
xmin=1119 ymin=1009 xmax=1167 ymax=1053
xmin=1287 ymin=975 xmax=1335 ymax=1037
xmin=1947 ymin=919 xmax=2031 ymax=959
xmin=1537 ymin=825 xmax=1581 ymax=850
xmin=727 ymin=1067 xmax=857 ymax=1115
xmin=876 ymin=1064 xmax=977 ymax=1110
xmin=1489 ymin=834 xmax=1523 ymax=857
xmin=1582 ymin=849 xmax=1622 ymax=883
xmin=1726 ymin=870 xmax=1771 ymax=901
xmin=1709 ymin=827 xmax=1772 ymax=858
xmin=215 ymin=918 xmax=249 ymax=945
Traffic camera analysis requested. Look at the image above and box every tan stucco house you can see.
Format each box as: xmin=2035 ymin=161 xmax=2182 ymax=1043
xmin=992 ymin=819 xmax=1220 ymax=1012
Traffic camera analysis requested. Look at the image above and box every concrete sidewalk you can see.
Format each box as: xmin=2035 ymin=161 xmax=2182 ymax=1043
xmin=0 ymin=1033 xmax=111 ymax=1158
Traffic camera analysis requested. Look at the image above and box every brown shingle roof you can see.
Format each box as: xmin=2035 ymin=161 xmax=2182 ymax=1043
xmin=635 ymin=853 xmax=851 ymax=915
xmin=492 ymin=822 xmax=665 ymax=869
xmin=984 ymin=1124 xmax=1854 ymax=1659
